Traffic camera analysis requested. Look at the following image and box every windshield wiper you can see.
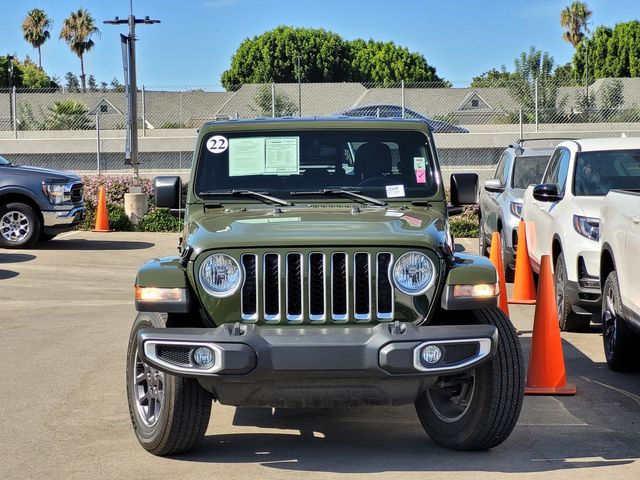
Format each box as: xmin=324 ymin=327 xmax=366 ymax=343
xmin=290 ymin=189 xmax=387 ymax=207
xmin=198 ymin=190 xmax=291 ymax=206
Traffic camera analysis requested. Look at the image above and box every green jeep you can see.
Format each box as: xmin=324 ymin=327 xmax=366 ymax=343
xmin=127 ymin=117 xmax=524 ymax=455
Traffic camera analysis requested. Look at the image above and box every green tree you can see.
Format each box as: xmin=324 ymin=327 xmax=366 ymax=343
xmin=252 ymin=84 xmax=298 ymax=117
xmin=60 ymin=8 xmax=100 ymax=93
xmin=221 ymin=25 xmax=444 ymax=89
xmin=87 ymin=74 xmax=97 ymax=92
xmin=20 ymin=56 xmax=54 ymax=88
xmin=560 ymin=1 xmax=592 ymax=47
xmin=45 ymin=100 xmax=92 ymax=130
xmin=22 ymin=8 xmax=53 ymax=68
xmin=470 ymin=67 xmax=513 ymax=87
xmin=0 ymin=55 xmax=23 ymax=88
xmin=553 ymin=63 xmax=577 ymax=86
xmin=573 ymin=21 xmax=640 ymax=79
xmin=64 ymin=72 xmax=80 ymax=92
xmin=110 ymin=77 xmax=125 ymax=92
xmin=509 ymin=47 xmax=565 ymax=122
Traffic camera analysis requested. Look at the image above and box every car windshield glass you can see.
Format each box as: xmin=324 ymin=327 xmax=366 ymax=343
xmin=0 ymin=155 xmax=10 ymax=165
xmin=574 ymin=149 xmax=640 ymax=196
xmin=512 ymin=155 xmax=550 ymax=189
xmin=194 ymin=129 xmax=438 ymax=201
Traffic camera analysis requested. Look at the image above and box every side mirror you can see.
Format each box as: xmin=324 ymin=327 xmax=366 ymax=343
xmin=154 ymin=176 xmax=181 ymax=209
xmin=484 ymin=179 xmax=505 ymax=193
xmin=532 ymin=183 xmax=562 ymax=202
xmin=450 ymin=173 xmax=478 ymax=205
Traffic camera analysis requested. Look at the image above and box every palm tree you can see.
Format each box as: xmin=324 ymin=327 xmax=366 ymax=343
xmin=560 ymin=1 xmax=592 ymax=47
xmin=21 ymin=9 xmax=53 ymax=68
xmin=59 ymin=9 xmax=100 ymax=93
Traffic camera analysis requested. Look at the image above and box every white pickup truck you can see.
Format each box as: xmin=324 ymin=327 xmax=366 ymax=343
xmin=522 ymin=138 xmax=640 ymax=331
xmin=600 ymin=189 xmax=640 ymax=370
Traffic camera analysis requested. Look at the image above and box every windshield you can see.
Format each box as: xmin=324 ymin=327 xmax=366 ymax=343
xmin=511 ymin=155 xmax=550 ymax=189
xmin=574 ymin=149 xmax=640 ymax=196
xmin=194 ymin=129 xmax=439 ymax=201
xmin=0 ymin=155 xmax=10 ymax=166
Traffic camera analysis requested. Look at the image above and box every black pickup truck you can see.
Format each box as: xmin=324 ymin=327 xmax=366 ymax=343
xmin=0 ymin=155 xmax=85 ymax=248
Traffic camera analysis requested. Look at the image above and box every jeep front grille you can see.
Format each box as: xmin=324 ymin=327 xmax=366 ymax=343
xmin=240 ymin=251 xmax=394 ymax=324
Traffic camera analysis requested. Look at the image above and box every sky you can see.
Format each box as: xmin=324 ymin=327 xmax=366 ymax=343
xmin=0 ymin=0 xmax=637 ymax=89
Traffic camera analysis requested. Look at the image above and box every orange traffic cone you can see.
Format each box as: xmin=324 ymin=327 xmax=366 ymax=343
xmin=509 ymin=221 xmax=537 ymax=304
xmin=525 ymin=255 xmax=576 ymax=395
xmin=489 ymin=232 xmax=510 ymax=317
xmin=92 ymin=185 xmax=110 ymax=232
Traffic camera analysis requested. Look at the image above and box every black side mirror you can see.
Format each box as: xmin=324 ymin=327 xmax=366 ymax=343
xmin=450 ymin=173 xmax=478 ymax=205
xmin=154 ymin=176 xmax=181 ymax=209
xmin=532 ymin=183 xmax=562 ymax=202
xmin=484 ymin=179 xmax=505 ymax=193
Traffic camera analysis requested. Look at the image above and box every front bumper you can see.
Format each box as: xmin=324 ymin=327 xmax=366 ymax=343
xmin=42 ymin=206 xmax=85 ymax=231
xmin=137 ymin=322 xmax=498 ymax=407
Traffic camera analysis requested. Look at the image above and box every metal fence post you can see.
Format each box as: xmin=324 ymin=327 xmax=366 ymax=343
xmin=401 ymin=80 xmax=405 ymax=118
xmin=12 ymin=86 xmax=17 ymax=139
xmin=96 ymin=111 xmax=101 ymax=175
xmin=141 ymin=85 xmax=146 ymax=137
xmin=534 ymin=78 xmax=539 ymax=131
xmin=519 ymin=109 xmax=523 ymax=139
xmin=271 ymin=83 xmax=276 ymax=118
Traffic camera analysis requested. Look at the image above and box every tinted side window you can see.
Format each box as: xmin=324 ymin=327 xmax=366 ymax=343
xmin=494 ymin=153 xmax=508 ymax=182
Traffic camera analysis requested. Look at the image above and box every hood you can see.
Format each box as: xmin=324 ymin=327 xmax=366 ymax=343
xmin=1 ymin=164 xmax=81 ymax=183
xmin=186 ymin=205 xmax=447 ymax=254
xmin=572 ymin=196 xmax=605 ymax=219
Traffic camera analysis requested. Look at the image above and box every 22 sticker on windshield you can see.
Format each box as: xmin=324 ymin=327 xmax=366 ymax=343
xmin=207 ymin=135 xmax=228 ymax=154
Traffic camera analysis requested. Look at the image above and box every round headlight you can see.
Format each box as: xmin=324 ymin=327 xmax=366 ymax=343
xmin=392 ymin=251 xmax=435 ymax=295
xmin=199 ymin=253 xmax=241 ymax=297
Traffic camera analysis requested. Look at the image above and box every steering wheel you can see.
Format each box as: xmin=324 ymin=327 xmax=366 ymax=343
xmin=357 ymin=176 xmax=397 ymax=187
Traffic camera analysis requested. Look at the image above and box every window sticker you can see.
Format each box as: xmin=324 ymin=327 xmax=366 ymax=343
xmin=265 ymin=137 xmax=299 ymax=175
xmin=206 ymin=135 xmax=228 ymax=154
xmin=385 ymin=184 xmax=406 ymax=198
xmin=228 ymin=137 xmax=265 ymax=176
xmin=414 ymin=157 xmax=426 ymax=184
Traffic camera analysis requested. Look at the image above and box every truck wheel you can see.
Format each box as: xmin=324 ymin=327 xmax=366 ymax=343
xmin=0 ymin=202 xmax=41 ymax=249
xmin=415 ymin=308 xmax=524 ymax=450
xmin=555 ymin=253 xmax=590 ymax=331
xmin=126 ymin=312 xmax=212 ymax=456
xmin=602 ymin=272 xmax=637 ymax=371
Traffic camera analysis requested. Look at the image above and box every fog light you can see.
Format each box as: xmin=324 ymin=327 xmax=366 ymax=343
xmin=192 ymin=347 xmax=215 ymax=367
xmin=422 ymin=345 xmax=442 ymax=365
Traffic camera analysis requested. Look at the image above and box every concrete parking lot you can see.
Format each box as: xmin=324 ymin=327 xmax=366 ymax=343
xmin=0 ymin=231 xmax=638 ymax=480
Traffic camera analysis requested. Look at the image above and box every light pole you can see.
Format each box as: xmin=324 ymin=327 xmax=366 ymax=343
xmin=104 ymin=9 xmax=159 ymax=178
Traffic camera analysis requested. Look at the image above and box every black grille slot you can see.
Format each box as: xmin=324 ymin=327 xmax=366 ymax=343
xmin=309 ymin=253 xmax=325 ymax=320
xmin=354 ymin=253 xmax=370 ymax=319
xmin=287 ymin=253 xmax=303 ymax=320
xmin=332 ymin=253 xmax=348 ymax=319
xmin=156 ymin=345 xmax=192 ymax=366
xmin=70 ymin=183 xmax=83 ymax=203
xmin=264 ymin=254 xmax=280 ymax=320
xmin=241 ymin=254 xmax=257 ymax=319
xmin=443 ymin=343 xmax=480 ymax=365
xmin=377 ymin=253 xmax=393 ymax=318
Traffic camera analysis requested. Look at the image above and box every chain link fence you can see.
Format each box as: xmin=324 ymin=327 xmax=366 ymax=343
xmin=1 ymin=77 xmax=639 ymax=186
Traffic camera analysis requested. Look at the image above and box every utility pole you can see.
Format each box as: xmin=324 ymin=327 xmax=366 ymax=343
xmin=104 ymin=3 xmax=159 ymax=178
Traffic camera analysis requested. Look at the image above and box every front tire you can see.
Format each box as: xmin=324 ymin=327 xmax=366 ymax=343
xmin=415 ymin=308 xmax=524 ymax=450
xmin=500 ymin=228 xmax=514 ymax=283
xmin=555 ymin=253 xmax=590 ymax=331
xmin=478 ymin=219 xmax=488 ymax=257
xmin=602 ymin=272 xmax=637 ymax=371
xmin=126 ymin=312 xmax=212 ymax=456
xmin=0 ymin=202 xmax=41 ymax=249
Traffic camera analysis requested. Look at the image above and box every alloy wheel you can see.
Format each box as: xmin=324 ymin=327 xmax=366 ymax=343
xmin=1 ymin=211 xmax=30 ymax=243
xmin=132 ymin=349 xmax=165 ymax=427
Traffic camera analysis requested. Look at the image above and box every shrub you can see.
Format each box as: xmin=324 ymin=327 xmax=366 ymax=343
xmin=449 ymin=204 xmax=479 ymax=238
xmin=82 ymin=175 xmax=154 ymax=206
xmin=137 ymin=208 xmax=183 ymax=232
xmin=80 ymin=202 xmax=134 ymax=231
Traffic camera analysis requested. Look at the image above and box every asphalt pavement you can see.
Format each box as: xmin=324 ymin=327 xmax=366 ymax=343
xmin=0 ymin=231 xmax=638 ymax=480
